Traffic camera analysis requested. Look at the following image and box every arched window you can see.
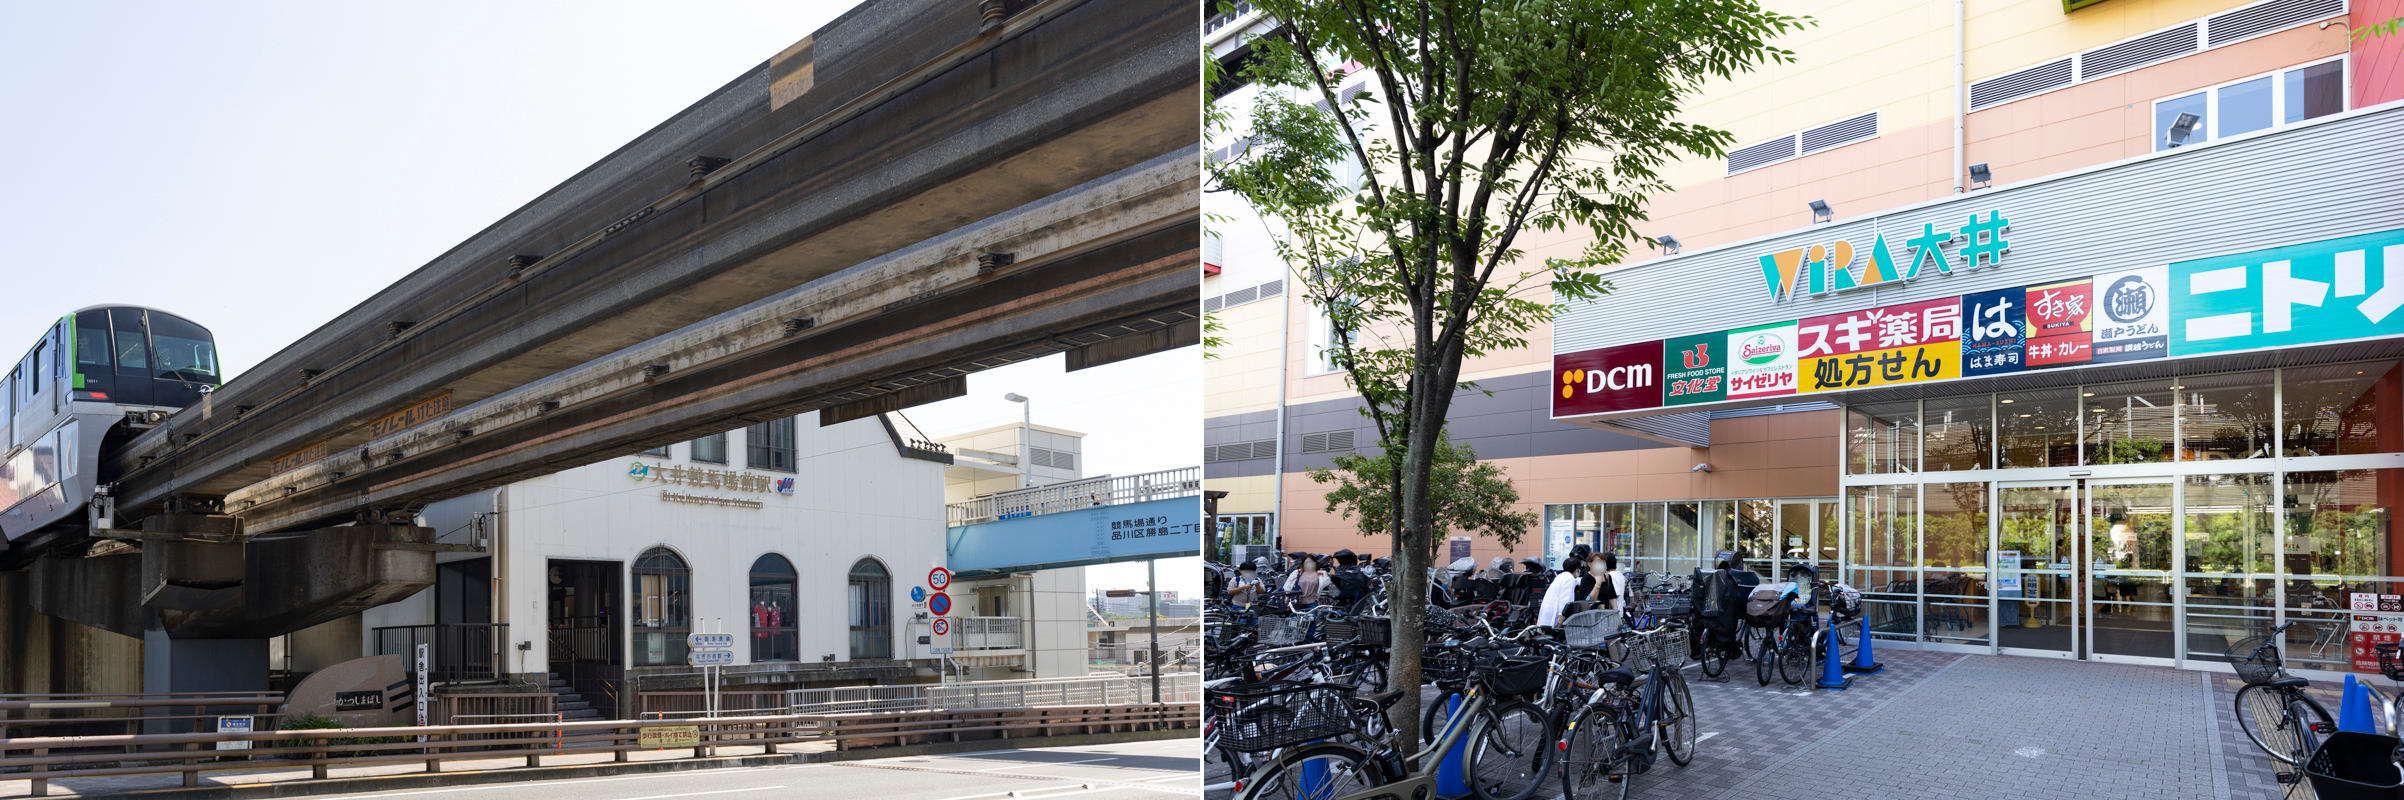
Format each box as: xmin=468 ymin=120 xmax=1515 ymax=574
xmin=847 ymin=559 xmax=892 ymax=660
xmin=750 ymin=554 xmax=798 ymax=662
xmin=632 ymin=548 xmax=690 ymax=666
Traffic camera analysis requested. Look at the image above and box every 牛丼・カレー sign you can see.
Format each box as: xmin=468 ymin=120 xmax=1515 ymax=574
xmin=1553 ymin=340 xmax=1664 ymax=416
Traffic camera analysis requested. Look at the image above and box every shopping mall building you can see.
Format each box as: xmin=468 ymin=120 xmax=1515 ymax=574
xmin=1206 ymin=0 xmax=2404 ymax=675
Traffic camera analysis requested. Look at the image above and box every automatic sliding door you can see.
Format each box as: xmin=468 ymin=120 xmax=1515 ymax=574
xmin=2089 ymin=481 xmax=2177 ymax=664
xmin=1997 ymin=484 xmax=2079 ymax=658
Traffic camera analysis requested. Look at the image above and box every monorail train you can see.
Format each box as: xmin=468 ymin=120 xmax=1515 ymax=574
xmin=0 ymin=306 xmax=219 ymax=546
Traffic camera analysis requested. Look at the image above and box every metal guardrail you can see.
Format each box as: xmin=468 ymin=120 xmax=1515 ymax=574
xmin=945 ymin=467 xmax=1200 ymax=525
xmin=957 ymin=616 xmax=1022 ymax=650
xmin=0 ymin=703 xmax=1198 ymax=796
xmin=780 ymin=672 xmax=1200 ymax=714
xmin=374 ymin=623 xmax=505 ymax=682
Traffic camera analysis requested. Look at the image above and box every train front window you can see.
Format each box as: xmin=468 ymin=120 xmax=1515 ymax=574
xmin=74 ymin=313 xmax=109 ymax=370
xmin=147 ymin=314 xmax=218 ymax=382
xmin=111 ymin=310 xmax=148 ymax=371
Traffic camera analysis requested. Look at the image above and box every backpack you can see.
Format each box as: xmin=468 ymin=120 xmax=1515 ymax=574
xmin=1331 ymin=566 xmax=1371 ymax=602
xmin=1743 ymin=586 xmax=1791 ymax=627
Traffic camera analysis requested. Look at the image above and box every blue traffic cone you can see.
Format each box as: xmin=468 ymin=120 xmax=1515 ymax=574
xmin=2340 ymin=674 xmax=2378 ymax=733
xmin=1816 ymin=617 xmax=1852 ymax=691
xmin=1843 ymin=614 xmax=1884 ymax=675
xmin=1436 ymin=693 xmax=1471 ymax=797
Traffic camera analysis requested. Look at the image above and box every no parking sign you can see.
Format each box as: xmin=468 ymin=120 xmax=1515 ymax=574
xmin=932 ymin=618 xmax=950 ymax=636
xmin=929 ymin=592 xmax=951 ymax=616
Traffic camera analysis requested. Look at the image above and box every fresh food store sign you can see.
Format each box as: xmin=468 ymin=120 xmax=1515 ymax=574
xmin=1758 ymin=211 xmax=2010 ymax=300
xmin=1556 ymin=226 xmax=2404 ymax=418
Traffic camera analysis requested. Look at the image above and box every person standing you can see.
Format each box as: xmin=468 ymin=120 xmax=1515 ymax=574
xmin=1284 ymin=555 xmax=1332 ymax=611
xmin=1537 ymin=555 xmax=1587 ymax=628
xmin=1228 ymin=562 xmax=1266 ymax=608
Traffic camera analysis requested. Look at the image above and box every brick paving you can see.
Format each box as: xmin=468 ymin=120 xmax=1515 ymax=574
xmin=1209 ymin=645 xmax=2327 ymax=799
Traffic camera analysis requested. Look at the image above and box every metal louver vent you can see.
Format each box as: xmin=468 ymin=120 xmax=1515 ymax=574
xmin=1798 ymin=112 xmax=1879 ymax=154
xmin=1206 ymin=440 xmax=1277 ymax=463
xmin=1258 ymin=279 xmax=1284 ymax=298
xmin=1970 ymin=58 xmax=2073 ymax=109
xmin=1725 ymin=135 xmax=1797 ymax=175
xmin=2078 ymin=25 xmax=2198 ymax=80
xmin=2208 ymin=0 xmax=2344 ymax=46
xmin=1204 ymin=295 xmax=1225 ymax=311
xmin=1299 ymin=430 xmax=1357 ymax=454
xmin=1226 ymin=286 xmax=1259 ymax=306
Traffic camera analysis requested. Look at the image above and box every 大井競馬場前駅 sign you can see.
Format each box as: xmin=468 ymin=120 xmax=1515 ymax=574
xmin=1552 ymin=226 xmax=2404 ymax=419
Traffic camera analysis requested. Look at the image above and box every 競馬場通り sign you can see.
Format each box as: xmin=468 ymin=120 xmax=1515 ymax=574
xmin=1553 ymin=226 xmax=2404 ymax=420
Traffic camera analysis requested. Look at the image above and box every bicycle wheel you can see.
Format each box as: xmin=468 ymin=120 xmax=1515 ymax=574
xmin=1238 ymin=741 xmax=1380 ymax=800
xmin=1698 ymin=633 xmax=1726 ymax=678
xmin=1424 ymin=689 xmax=1465 ymax=746
xmin=2289 ymin=695 xmax=2332 ymax=765
xmin=1466 ymin=701 xmax=1554 ymax=800
xmin=1754 ymin=633 xmax=1776 ymax=686
xmin=1557 ymin=704 xmax=1625 ymax=800
xmin=1778 ymin=630 xmax=1813 ymax=686
xmin=2234 ymin=684 xmax=2323 ymax=766
xmin=1208 ymin=745 xmax=1254 ymax=794
xmin=1659 ymin=674 xmax=1697 ymax=766
xmin=1350 ymin=658 xmax=1388 ymax=694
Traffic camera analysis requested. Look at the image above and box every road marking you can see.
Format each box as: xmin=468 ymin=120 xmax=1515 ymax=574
xmin=1697 ymin=732 xmax=1720 ymax=743
xmin=2015 ymin=746 xmax=2044 ymax=759
xmin=319 ymin=769 xmax=823 ymax=798
xmin=978 ymin=757 xmax=1119 ymax=772
xmin=614 ymin=788 xmax=785 ymax=800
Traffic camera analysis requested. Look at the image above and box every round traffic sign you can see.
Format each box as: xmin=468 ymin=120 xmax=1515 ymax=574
xmin=928 ymin=567 xmax=951 ymax=591
xmin=910 ymin=586 xmax=926 ymax=603
xmin=931 ymin=618 xmax=950 ymax=636
xmin=929 ymin=592 xmax=951 ymax=616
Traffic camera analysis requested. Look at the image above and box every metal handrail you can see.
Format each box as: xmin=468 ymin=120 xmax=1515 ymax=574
xmin=946 ymin=467 xmax=1201 ymax=525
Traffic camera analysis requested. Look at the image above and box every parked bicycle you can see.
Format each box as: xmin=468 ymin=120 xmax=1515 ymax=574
xmin=1557 ymin=620 xmax=1697 ymax=799
xmin=2231 ymin=620 xmax=2336 ymax=766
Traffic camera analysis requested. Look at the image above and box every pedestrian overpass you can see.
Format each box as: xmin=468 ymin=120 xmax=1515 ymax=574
xmin=945 ymin=468 xmax=1199 ymax=577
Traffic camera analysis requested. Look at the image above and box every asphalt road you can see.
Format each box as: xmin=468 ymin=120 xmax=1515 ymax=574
xmin=300 ymin=738 xmax=1200 ymax=800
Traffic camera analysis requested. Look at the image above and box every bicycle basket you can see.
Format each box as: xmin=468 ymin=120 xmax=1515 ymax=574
xmin=2227 ymin=633 xmax=2284 ymax=685
xmin=2303 ymin=731 xmax=2404 ymax=798
xmin=1321 ymin=618 xmax=1356 ymax=646
xmin=1257 ymin=616 xmax=1308 ymax=647
xmin=1622 ymin=627 xmax=1688 ymax=673
xmin=1353 ymin=616 xmax=1392 ymax=648
xmin=1210 ymin=682 xmax=1356 ymax=753
xmin=1562 ymin=609 xmax=1623 ymax=650
xmin=1647 ymin=590 xmax=1693 ymax=617
xmin=1480 ymin=657 xmax=1550 ymax=698
xmin=1423 ymin=646 xmax=1475 ymax=683
xmin=1425 ymin=604 xmax=1461 ymax=633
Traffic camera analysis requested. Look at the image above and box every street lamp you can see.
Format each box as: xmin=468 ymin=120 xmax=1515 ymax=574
xmin=1003 ymin=393 xmax=1030 ymax=488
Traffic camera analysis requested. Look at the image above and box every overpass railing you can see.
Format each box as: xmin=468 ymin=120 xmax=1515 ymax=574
xmin=946 ymin=467 xmax=1199 ymax=525
xmin=775 ymin=672 xmax=1200 ymax=715
xmin=373 ymin=624 xmax=506 ymax=682
xmin=0 ymin=702 xmax=1196 ymax=796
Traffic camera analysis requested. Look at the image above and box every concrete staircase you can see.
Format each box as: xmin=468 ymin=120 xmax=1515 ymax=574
xmin=546 ymin=674 xmax=606 ymax=723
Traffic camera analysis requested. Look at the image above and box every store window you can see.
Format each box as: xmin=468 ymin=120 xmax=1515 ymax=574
xmin=1664 ymin=503 xmax=1704 ymax=578
xmin=1923 ymin=482 xmax=1990 ymax=645
xmin=1922 ymin=394 xmax=1991 ymax=471
xmin=750 ymin=554 xmax=797 ymax=663
xmin=638 ymin=444 xmax=671 ymax=458
xmin=1997 ymin=388 xmax=2078 ymax=468
xmin=2083 ymin=379 xmax=2176 ymax=465
xmin=848 ymin=559 xmax=892 ymax=660
xmin=2284 ymin=470 xmax=2402 ymax=580
xmin=746 ymin=417 xmax=797 ymax=472
xmin=1847 ymin=401 xmax=1918 ymax=475
xmin=632 ymin=548 xmax=691 ymax=667
xmin=1846 ymin=484 xmax=1917 ymax=641
xmin=2282 ymin=362 xmax=2404 ymax=458
xmin=2153 ymin=57 xmax=2346 ymax=151
xmin=2179 ymin=371 xmax=2275 ymax=461
xmin=690 ymin=432 xmax=728 ymax=464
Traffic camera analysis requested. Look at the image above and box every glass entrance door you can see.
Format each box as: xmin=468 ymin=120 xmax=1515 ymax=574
xmin=2087 ymin=480 xmax=2178 ymax=664
xmin=1776 ymin=499 xmax=1841 ymax=580
xmin=1997 ymin=483 xmax=2081 ymax=658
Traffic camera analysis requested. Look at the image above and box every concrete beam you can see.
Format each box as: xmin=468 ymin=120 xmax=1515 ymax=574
xmin=102 ymin=0 xmax=1194 ymax=529
xmin=227 ymin=149 xmax=1194 ymax=528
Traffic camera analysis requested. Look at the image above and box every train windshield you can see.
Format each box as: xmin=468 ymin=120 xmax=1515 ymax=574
xmin=147 ymin=313 xmax=219 ymax=382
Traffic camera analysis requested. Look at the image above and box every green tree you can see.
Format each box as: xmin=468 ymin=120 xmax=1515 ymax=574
xmin=1207 ymin=0 xmax=1805 ymax=742
xmin=1305 ymin=430 xmax=1538 ymax=563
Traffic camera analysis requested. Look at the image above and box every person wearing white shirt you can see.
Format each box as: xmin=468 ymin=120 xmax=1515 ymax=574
xmin=1283 ymin=556 xmax=1333 ymax=610
xmin=1600 ymin=553 xmax=1626 ymax=611
xmin=1536 ymin=555 xmax=1587 ymax=628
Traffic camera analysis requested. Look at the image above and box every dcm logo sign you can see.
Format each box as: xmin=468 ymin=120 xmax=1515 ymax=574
xmin=1758 ymin=210 xmax=2012 ymax=300
xmin=1555 ymin=340 xmax=1663 ymax=416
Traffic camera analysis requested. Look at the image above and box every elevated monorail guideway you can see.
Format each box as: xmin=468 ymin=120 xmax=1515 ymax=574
xmin=64 ymin=0 xmax=1191 ymax=550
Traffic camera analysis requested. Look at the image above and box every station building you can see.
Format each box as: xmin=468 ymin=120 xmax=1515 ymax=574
xmin=1205 ymin=0 xmax=2404 ymax=675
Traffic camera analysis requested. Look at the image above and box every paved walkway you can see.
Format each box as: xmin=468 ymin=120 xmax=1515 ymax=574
xmin=1208 ymin=646 xmax=2312 ymax=799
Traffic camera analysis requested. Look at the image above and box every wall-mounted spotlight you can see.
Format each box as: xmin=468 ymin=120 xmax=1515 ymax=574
xmin=1967 ymin=162 xmax=1993 ymax=190
xmin=2165 ymin=113 xmax=2202 ymax=148
xmin=1691 ymin=463 xmax=1714 ymax=473
xmin=1808 ymin=200 xmax=1832 ymax=224
xmin=1655 ymin=235 xmax=1681 ymax=255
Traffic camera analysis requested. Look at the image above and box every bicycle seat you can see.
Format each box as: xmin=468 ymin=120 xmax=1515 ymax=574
xmin=2263 ymin=675 xmax=2311 ymax=691
xmin=1596 ymin=669 xmax=1636 ymax=686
